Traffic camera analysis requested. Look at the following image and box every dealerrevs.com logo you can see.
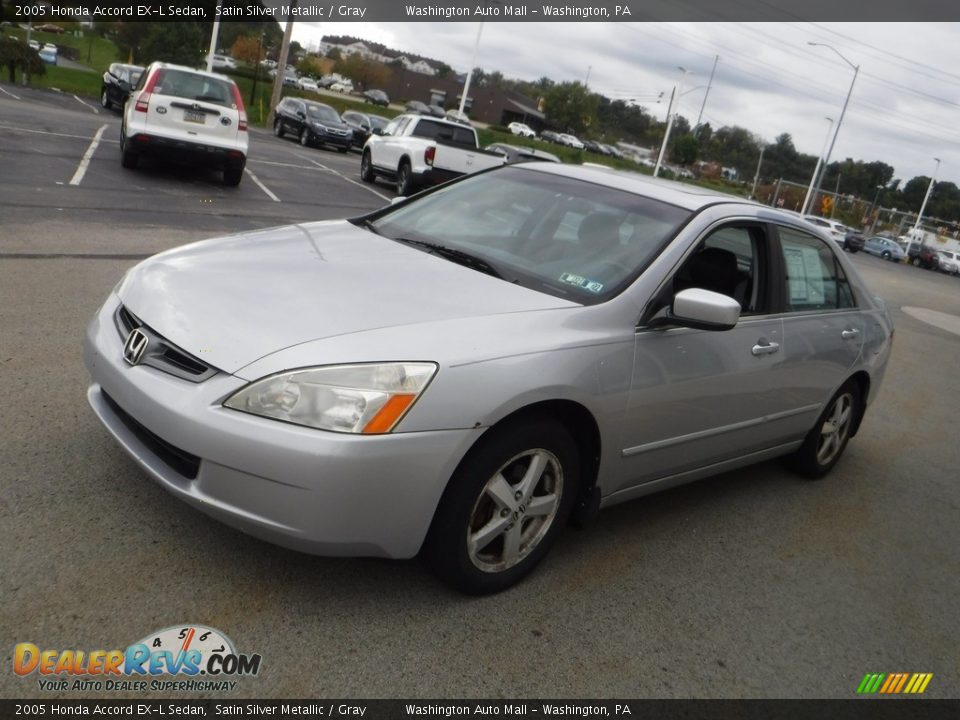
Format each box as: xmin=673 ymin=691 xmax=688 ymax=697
xmin=14 ymin=625 xmax=262 ymax=693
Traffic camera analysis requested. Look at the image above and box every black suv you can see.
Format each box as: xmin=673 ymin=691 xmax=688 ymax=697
xmin=842 ymin=230 xmax=865 ymax=253
xmin=341 ymin=110 xmax=389 ymax=149
xmin=273 ymin=98 xmax=352 ymax=152
xmin=101 ymin=63 xmax=143 ymax=111
xmin=905 ymin=242 xmax=940 ymax=270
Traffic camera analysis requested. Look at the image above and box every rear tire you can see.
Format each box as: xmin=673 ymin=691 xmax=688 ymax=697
xmin=396 ymin=160 xmax=413 ymax=196
xmin=789 ymin=380 xmax=862 ymax=479
xmin=424 ymin=417 xmax=579 ymax=595
xmin=359 ymin=151 xmax=375 ymax=183
xmin=120 ymin=128 xmax=138 ymax=169
xmin=223 ymin=164 xmax=244 ymax=187
xmin=882 ymin=251 xmax=891 ymax=261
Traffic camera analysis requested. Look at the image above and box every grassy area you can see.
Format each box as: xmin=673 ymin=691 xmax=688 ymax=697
xmin=35 ymin=65 xmax=102 ymax=96
xmin=6 ymin=26 xmax=120 ymax=69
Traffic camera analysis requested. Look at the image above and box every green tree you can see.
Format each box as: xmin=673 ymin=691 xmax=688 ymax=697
xmin=0 ymin=37 xmax=45 ymax=83
xmin=671 ymin=133 xmax=699 ymax=165
xmin=433 ymin=61 xmax=453 ymax=79
xmin=543 ymin=81 xmax=599 ymax=135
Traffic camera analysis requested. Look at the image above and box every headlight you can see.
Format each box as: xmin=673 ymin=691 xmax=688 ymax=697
xmin=312 ymin=122 xmax=327 ymax=132
xmin=223 ymin=362 xmax=437 ymax=434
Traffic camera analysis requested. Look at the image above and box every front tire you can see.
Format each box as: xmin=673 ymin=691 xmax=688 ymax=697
xmin=360 ymin=151 xmax=375 ymax=182
xmin=300 ymin=128 xmax=311 ymax=147
xmin=882 ymin=251 xmax=891 ymax=261
xmin=789 ymin=380 xmax=862 ymax=479
xmin=424 ymin=418 xmax=580 ymax=594
xmin=273 ymin=118 xmax=284 ymax=138
xmin=100 ymin=88 xmax=111 ymax=110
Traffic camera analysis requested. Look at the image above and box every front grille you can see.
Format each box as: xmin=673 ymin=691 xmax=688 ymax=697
xmin=103 ymin=392 xmax=201 ymax=480
xmin=114 ymin=305 xmax=218 ymax=383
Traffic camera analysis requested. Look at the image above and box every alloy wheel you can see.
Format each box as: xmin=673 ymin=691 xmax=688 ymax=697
xmin=817 ymin=392 xmax=854 ymax=466
xmin=466 ymin=449 xmax=563 ymax=573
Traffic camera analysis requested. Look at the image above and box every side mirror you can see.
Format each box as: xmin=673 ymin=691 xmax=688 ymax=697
xmin=649 ymin=288 xmax=740 ymax=331
xmin=296 ymin=111 xmax=306 ymax=119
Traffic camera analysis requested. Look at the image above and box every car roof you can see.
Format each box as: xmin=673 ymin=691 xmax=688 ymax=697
xmin=146 ymin=61 xmax=236 ymax=83
xmin=519 ymin=163 xmax=762 ymax=212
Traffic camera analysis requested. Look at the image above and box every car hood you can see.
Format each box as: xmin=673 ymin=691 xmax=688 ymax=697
xmin=117 ymin=220 xmax=577 ymax=376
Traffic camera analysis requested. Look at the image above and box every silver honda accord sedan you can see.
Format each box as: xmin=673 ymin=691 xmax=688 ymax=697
xmin=84 ymin=164 xmax=893 ymax=593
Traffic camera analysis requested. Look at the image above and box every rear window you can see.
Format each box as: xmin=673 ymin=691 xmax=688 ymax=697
xmin=152 ymin=69 xmax=236 ymax=109
xmin=411 ymin=119 xmax=476 ymax=148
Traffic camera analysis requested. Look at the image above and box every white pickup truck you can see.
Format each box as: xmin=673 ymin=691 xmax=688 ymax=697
xmin=360 ymin=114 xmax=505 ymax=195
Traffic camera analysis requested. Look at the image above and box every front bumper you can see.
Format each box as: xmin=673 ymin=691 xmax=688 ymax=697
xmin=84 ymin=294 xmax=480 ymax=558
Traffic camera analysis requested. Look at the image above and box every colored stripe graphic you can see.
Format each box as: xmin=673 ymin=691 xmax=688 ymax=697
xmin=858 ymin=672 xmax=932 ymax=694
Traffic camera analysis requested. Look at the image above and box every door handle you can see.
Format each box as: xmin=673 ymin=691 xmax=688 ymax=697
xmin=841 ymin=328 xmax=860 ymax=340
xmin=751 ymin=340 xmax=780 ymax=356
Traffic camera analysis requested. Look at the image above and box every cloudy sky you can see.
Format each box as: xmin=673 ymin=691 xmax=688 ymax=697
xmin=291 ymin=22 xmax=959 ymax=186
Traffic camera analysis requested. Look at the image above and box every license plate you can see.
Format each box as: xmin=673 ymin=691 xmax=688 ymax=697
xmin=183 ymin=110 xmax=205 ymax=124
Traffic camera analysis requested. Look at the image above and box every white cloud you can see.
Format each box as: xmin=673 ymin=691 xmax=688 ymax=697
xmin=291 ymin=21 xmax=960 ymax=184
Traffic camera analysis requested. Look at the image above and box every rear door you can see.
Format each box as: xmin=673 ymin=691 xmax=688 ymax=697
xmin=146 ymin=68 xmax=241 ymax=146
xmin=772 ymin=224 xmax=864 ymax=420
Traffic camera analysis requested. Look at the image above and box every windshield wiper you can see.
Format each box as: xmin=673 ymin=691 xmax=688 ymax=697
xmin=394 ymin=238 xmax=507 ymax=280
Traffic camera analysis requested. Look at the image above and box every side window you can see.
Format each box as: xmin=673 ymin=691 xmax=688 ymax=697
xmin=674 ymin=225 xmax=765 ymax=315
xmin=778 ymin=226 xmax=856 ymax=312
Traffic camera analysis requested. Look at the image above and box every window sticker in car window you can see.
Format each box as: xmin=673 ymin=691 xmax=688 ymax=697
xmin=783 ymin=245 xmax=826 ymax=305
xmin=559 ymin=273 xmax=603 ymax=293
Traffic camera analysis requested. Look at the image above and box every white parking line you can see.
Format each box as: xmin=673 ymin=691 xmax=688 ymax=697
xmin=0 ymin=86 xmax=21 ymax=100
xmin=249 ymin=158 xmax=326 ymax=171
xmin=69 ymin=124 xmax=108 ymax=186
xmin=244 ymin=167 xmax=281 ymax=202
xmin=0 ymin=123 xmax=119 ymax=144
xmin=297 ymin=152 xmax=391 ymax=202
xmin=73 ymin=94 xmax=100 ymax=114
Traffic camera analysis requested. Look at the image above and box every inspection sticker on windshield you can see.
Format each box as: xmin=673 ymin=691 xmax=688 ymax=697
xmin=559 ymin=273 xmax=603 ymax=293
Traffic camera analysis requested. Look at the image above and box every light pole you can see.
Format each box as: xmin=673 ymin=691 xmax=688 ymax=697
xmin=867 ymin=183 xmax=885 ymax=234
xmin=805 ymin=41 xmax=859 ymax=214
xmin=801 ymin=116 xmax=834 ymax=216
xmin=911 ymin=158 xmax=941 ymax=242
xmin=653 ymin=66 xmax=691 ymax=178
xmin=750 ymin=145 xmax=767 ymax=200
xmin=694 ymin=54 xmax=718 ymax=132
xmin=206 ymin=0 xmax=224 ymax=72
xmin=458 ymin=22 xmax=485 ymax=116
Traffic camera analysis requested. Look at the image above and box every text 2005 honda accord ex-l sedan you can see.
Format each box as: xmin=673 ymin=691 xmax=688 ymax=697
xmin=84 ymin=164 xmax=892 ymax=594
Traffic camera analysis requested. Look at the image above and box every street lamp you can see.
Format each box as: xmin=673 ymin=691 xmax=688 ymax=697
xmin=911 ymin=158 xmax=941 ymax=241
xmin=803 ymin=41 xmax=860 ymax=215
xmin=867 ymin=183 xmax=885 ymax=234
xmin=801 ymin=117 xmax=834 ymax=216
xmin=750 ymin=144 xmax=767 ymax=200
xmin=653 ymin=66 xmax=692 ymax=178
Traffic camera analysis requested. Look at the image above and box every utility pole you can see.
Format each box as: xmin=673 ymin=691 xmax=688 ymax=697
xmin=911 ymin=158 xmax=941 ymax=243
xmin=695 ymin=54 xmax=718 ymax=131
xmin=206 ymin=0 xmax=223 ymax=72
xmin=267 ymin=6 xmax=296 ymax=128
xmin=458 ymin=22 xmax=485 ymax=116
xmin=830 ymin=173 xmax=841 ymax=218
xmin=750 ymin=145 xmax=766 ymax=199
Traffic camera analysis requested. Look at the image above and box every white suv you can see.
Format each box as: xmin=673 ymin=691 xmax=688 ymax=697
xmin=802 ymin=215 xmax=848 ymax=242
xmin=121 ymin=62 xmax=249 ymax=186
xmin=508 ymin=121 xmax=536 ymax=138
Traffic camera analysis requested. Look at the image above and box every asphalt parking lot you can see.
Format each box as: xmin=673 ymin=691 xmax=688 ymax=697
xmin=1 ymin=85 xmax=959 ymax=700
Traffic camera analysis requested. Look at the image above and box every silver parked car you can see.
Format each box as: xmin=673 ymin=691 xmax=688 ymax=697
xmin=84 ymin=165 xmax=893 ymax=594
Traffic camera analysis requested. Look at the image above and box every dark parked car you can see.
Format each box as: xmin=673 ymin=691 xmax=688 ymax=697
xmin=362 ymin=89 xmax=390 ymax=107
xmin=427 ymin=104 xmax=446 ymax=118
xmin=405 ymin=100 xmax=430 ymax=114
xmin=341 ymin=110 xmax=389 ymax=148
xmin=583 ymin=140 xmax=611 ymax=155
xmin=842 ymin=230 xmax=865 ymax=253
xmin=273 ymin=98 xmax=352 ymax=152
xmin=100 ymin=63 xmax=144 ymax=111
xmin=905 ymin=241 xmax=940 ymax=269
xmin=540 ymin=130 xmax=562 ymax=144
xmin=485 ymin=143 xmax=561 ymax=165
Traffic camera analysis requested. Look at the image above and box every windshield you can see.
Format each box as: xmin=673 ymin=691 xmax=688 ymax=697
xmin=369 ymin=116 xmax=388 ymax=130
xmin=364 ymin=167 xmax=691 ymax=303
xmin=307 ymin=104 xmax=340 ymax=123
